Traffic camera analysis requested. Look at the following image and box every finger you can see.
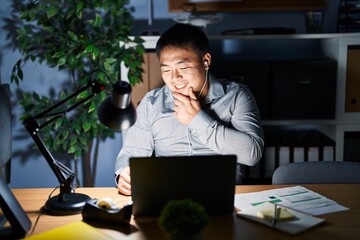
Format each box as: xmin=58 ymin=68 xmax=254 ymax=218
xmin=188 ymin=87 xmax=198 ymax=101
xmin=121 ymin=174 xmax=131 ymax=184
xmin=174 ymin=106 xmax=180 ymax=114
xmin=118 ymin=184 xmax=131 ymax=196
xmin=173 ymin=98 xmax=180 ymax=107
xmin=122 ymin=167 xmax=131 ymax=184
xmin=172 ymin=92 xmax=187 ymax=102
xmin=118 ymin=177 xmax=131 ymax=196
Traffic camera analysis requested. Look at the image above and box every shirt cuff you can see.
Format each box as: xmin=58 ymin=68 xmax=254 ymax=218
xmin=114 ymin=174 xmax=120 ymax=186
xmin=188 ymin=110 xmax=214 ymax=136
xmin=114 ymin=167 xmax=125 ymax=186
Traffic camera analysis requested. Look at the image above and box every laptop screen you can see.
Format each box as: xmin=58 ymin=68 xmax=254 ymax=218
xmin=130 ymin=155 xmax=237 ymax=216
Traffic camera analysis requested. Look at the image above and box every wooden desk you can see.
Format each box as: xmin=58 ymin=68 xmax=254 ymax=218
xmin=12 ymin=184 xmax=360 ymax=239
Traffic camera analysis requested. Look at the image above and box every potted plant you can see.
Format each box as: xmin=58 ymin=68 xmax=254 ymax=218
xmin=158 ymin=198 xmax=209 ymax=240
xmin=3 ymin=0 xmax=144 ymax=186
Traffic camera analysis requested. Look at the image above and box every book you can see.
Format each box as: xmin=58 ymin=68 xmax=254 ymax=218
xmin=25 ymin=221 xmax=115 ymax=240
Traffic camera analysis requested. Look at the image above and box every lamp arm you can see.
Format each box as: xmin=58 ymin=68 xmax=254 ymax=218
xmin=23 ymin=118 xmax=76 ymax=192
xmin=34 ymin=81 xmax=104 ymax=120
xmin=23 ymin=81 xmax=105 ymax=194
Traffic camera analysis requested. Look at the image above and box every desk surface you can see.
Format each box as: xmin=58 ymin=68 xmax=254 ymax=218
xmin=12 ymin=184 xmax=360 ymax=240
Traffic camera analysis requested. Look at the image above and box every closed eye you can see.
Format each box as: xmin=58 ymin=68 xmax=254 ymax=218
xmin=180 ymin=66 xmax=190 ymax=70
xmin=161 ymin=67 xmax=171 ymax=73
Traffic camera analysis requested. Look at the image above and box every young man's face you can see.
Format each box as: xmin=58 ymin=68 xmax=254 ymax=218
xmin=159 ymin=46 xmax=210 ymax=98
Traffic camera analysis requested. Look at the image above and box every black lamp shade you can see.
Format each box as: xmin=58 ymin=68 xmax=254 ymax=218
xmin=97 ymin=81 xmax=136 ymax=130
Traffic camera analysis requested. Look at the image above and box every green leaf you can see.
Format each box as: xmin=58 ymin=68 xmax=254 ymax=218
xmin=97 ymin=71 xmax=106 ymax=82
xmin=60 ymin=90 xmax=66 ymax=100
xmin=88 ymin=101 xmax=95 ymax=113
xmin=77 ymin=90 xmax=88 ymax=100
xmin=19 ymin=11 xmax=29 ymax=19
xmin=19 ymin=114 xmax=32 ymax=121
xmin=92 ymin=47 xmax=100 ymax=60
xmin=74 ymin=149 xmax=82 ymax=159
xmin=79 ymin=136 xmax=87 ymax=146
xmin=68 ymin=145 xmax=76 ymax=154
xmin=66 ymin=9 xmax=75 ymax=20
xmin=76 ymin=2 xmax=84 ymax=14
xmin=82 ymin=122 xmax=91 ymax=132
xmin=70 ymin=137 xmax=77 ymax=146
xmin=68 ymin=31 xmax=78 ymax=42
xmin=47 ymin=6 xmax=59 ymax=19
xmin=53 ymin=51 xmax=65 ymax=58
xmin=105 ymin=58 xmax=117 ymax=64
xmin=54 ymin=135 xmax=63 ymax=147
xmin=104 ymin=61 xmax=112 ymax=71
xmin=94 ymin=13 xmax=103 ymax=27
xmin=58 ymin=56 xmax=67 ymax=66
xmin=62 ymin=130 xmax=69 ymax=140
xmin=17 ymin=68 xmax=23 ymax=81
xmin=68 ymin=55 xmax=76 ymax=66
xmin=84 ymin=45 xmax=95 ymax=53
xmin=55 ymin=118 xmax=63 ymax=130
xmin=74 ymin=123 xmax=81 ymax=134
xmin=43 ymin=27 xmax=54 ymax=33
xmin=32 ymin=92 xmax=40 ymax=101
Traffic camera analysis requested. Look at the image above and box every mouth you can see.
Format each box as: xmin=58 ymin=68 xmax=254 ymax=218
xmin=174 ymin=83 xmax=188 ymax=90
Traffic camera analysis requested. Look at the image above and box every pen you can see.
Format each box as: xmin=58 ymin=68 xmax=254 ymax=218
xmin=272 ymin=203 xmax=280 ymax=226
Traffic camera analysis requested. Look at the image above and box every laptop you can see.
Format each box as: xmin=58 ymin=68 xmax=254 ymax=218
xmin=129 ymin=155 xmax=237 ymax=217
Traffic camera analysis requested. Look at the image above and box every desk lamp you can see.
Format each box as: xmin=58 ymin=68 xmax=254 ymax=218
xmin=23 ymin=78 xmax=136 ymax=216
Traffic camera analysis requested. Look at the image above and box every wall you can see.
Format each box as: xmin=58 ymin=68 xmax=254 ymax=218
xmin=0 ymin=0 xmax=341 ymax=188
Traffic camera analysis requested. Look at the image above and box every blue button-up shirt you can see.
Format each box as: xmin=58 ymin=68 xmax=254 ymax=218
xmin=115 ymin=74 xmax=264 ymax=175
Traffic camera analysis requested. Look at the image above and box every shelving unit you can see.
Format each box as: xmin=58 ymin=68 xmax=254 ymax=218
xmin=207 ymin=33 xmax=360 ymax=163
xmin=337 ymin=0 xmax=360 ymax=32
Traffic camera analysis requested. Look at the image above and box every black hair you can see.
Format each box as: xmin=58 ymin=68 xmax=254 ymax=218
xmin=155 ymin=23 xmax=210 ymax=60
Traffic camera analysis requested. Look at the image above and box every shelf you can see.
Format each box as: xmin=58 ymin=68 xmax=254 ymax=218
xmin=208 ymin=33 xmax=360 ymax=40
xmin=168 ymin=0 xmax=328 ymax=12
xmin=139 ymin=34 xmax=360 ymax=49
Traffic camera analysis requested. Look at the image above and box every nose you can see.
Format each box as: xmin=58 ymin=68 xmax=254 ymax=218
xmin=171 ymin=69 xmax=182 ymax=82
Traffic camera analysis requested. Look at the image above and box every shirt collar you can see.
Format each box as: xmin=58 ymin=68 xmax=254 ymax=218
xmin=202 ymin=74 xmax=225 ymax=105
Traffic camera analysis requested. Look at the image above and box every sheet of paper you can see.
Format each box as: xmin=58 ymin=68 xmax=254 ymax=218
xmin=234 ymin=186 xmax=348 ymax=216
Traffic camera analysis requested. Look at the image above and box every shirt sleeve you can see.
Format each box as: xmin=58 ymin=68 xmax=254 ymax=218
xmin=115 ymin=95 xmax=154 ymax=174
xmin=188 ymin=85 xmax=264 ymax=166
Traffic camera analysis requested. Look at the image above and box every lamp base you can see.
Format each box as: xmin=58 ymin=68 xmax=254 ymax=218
xmin=44 ymin=193 xmax=91 ymax=216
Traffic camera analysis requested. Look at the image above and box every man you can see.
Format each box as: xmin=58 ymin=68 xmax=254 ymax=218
xmin=115 ymin=23 xmax=264 ymax=196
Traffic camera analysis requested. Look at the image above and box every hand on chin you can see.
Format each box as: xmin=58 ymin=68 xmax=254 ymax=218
xmin=173 ymin=84 xmax=190 ymax=96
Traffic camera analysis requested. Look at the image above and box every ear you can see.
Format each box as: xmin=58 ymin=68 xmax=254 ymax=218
xmin=204 ymin=61 xmax=209 ymax=70
xmin=202 ymin=53 xmax=211 ymax=70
